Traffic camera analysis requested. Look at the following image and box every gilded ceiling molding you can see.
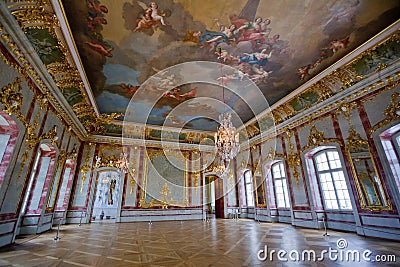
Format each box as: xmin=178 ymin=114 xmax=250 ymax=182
xmin=82 ymin=113 xmax=123 ymax=135
xmin=4 ymin=0 xmax=112 ymax=136
xmin=0 ymin=19 xmax=85 ymax=140
xmin=249 ymin=66 xmax=400 ymax=148
xmin=7 ymin=0 xmax=56 ymax=30
xmin=245 ymin=30 xmax=400 ymax=146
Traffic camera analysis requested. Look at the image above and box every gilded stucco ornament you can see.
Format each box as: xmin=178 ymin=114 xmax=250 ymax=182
xmin=302 ymin=125 xmax=343 ymax=151
xmin=82 ymin=113 xmax=123 ymax=135
xmin=25 ymin=124 xmax=58 ymax=151
xmin=370 ymin=92 xmax=400 ymax=135
xmin=0 ymin=78 xmax=23 ymax=117
xmin=282 ymin=130 xmax=300 ymax=186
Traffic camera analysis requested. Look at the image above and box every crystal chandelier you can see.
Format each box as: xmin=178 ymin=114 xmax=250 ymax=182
xmin=115 ymin=152 xmax=129 ymax=173
xmin=215 ymin=112 xmax=240 ymax=161
xmin=214 ymin=48 xmax=240 ymax=162
xmin=213 ymin=162 xmax=227 ymax=176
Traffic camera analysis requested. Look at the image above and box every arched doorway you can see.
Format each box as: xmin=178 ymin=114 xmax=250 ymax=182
xmin=91 ymin=170 xmax=123 ymax=222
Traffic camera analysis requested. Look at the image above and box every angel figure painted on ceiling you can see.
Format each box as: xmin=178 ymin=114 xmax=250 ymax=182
xmin=134 ymin=1 xmax=170 ymax=32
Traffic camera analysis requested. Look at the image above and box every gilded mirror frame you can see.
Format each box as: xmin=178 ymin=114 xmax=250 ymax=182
xmin=346 ymin=128 xmax=392 ymax=211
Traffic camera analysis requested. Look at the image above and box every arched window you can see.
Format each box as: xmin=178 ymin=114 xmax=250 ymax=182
xmin=244 ymin=170 xmax=254 ymax=207
xmin=314 ymin=149 xmax=352 ymax=210
xmin=271 ymin=161 xmax=290 ymax=208
xmin=0 ymin=111 xmax=19 ymax=187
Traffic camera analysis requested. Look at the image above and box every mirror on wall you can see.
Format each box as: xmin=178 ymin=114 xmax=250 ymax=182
xmin=346 ymin=128 xmax=391 ymax=211
xmin=255 ymin=174 xmax=266 ymax=207
xmin=46 ymin=154 xmax=66 ymax=212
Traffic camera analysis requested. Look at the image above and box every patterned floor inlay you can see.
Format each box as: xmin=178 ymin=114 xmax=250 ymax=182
xmin=0 ymin=219 xmax=398 ymax=266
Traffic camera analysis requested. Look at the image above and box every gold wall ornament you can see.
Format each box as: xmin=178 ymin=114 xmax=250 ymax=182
xmin=0 ymin=77 xmax=24 ymax=117
xmin=79 ymin=148 xmax=93 ymax=193
xmin=286 ymin=151 xmax=300 ymax=185
xmin=129 ymin=173 xmax=135 ymax=195
xmin=25 ymin=124 xmax=58 ymax=151
xmin=9 ymin=0 xmax=57 ymax=30
xmin=302 ymin=125 xmax=343 ymax=152
xmin=369 ymin=92 xmax=400 ymax=135
xmin=192 ymin=172 xmax=200 ymax=196
xmin=160 ymin=183 xmax=171 ymax=209
xmin=346 ymin=127 xmax=368 ymax=152
xmin=335 ymin=102 xmax=358 ymax=127
xmin=265 ymin=147 xmax=277 ymax=161
xmin=67 ymin=144 xmax=78 ymax=160
xmin=282 ymin=130 xmax=301 ymax=186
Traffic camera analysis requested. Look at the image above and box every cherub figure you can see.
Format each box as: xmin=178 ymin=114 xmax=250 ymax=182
xmin=134 ymin=1 xmax=168 ymax=32
xmin=134 ymin=12 xmax=153 ymax=32
xmin=149 ymin=2 xmax=166 ymax=26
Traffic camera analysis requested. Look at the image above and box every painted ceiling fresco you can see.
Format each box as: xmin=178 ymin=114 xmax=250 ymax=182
xmin=61 ymin=0 xmax=400 ymax=131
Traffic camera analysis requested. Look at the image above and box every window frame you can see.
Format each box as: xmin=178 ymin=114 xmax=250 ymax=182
xmin=271 ymin=161 xmax=291 ymax=208
xmin=244 ymin=170 xmax=255 ymax=207
xmin=312 ymin=149 xmax=352 ymax=211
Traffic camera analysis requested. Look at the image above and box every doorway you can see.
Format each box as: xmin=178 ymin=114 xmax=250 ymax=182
xmin=205 ymin=175 xmax=225 ymax=218
xmin=92 ymin=170 xmax=121 ymax=223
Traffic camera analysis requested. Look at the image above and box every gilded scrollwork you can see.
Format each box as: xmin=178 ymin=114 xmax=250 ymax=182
xmin=9 ymin=0 xmax=57 ymax=30
xmin=283 ymin=130 xmax=301 ymax=185
xmin=369 ymin=92 xmax=400 ymax=135
xmin=302 ymin=125 xmax=343 ymax=151
xmin=82 ymin=113 xmax=123 ymax=135
xmin=0 ymin=77 xmax=24 ymax=120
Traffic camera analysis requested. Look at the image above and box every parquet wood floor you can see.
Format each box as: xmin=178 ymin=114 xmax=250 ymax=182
xmin=0 ymin=219 xmax=398 ymax=266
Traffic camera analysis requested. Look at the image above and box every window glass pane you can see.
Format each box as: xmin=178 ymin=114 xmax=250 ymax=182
xmin=279 ymin=163 xmax=286 ymax=177
xmin=315 ymin=150 xmax=352 ymax=210
xmin=245 ymin=171 xmax=254 ymax=207
xmin=245 ymin=171 xmax=251 ymax=183
xmin=272 ymin=162 xmax=290 ymax=208
xmin=0 ymin=134 xmax=10 ymax=163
